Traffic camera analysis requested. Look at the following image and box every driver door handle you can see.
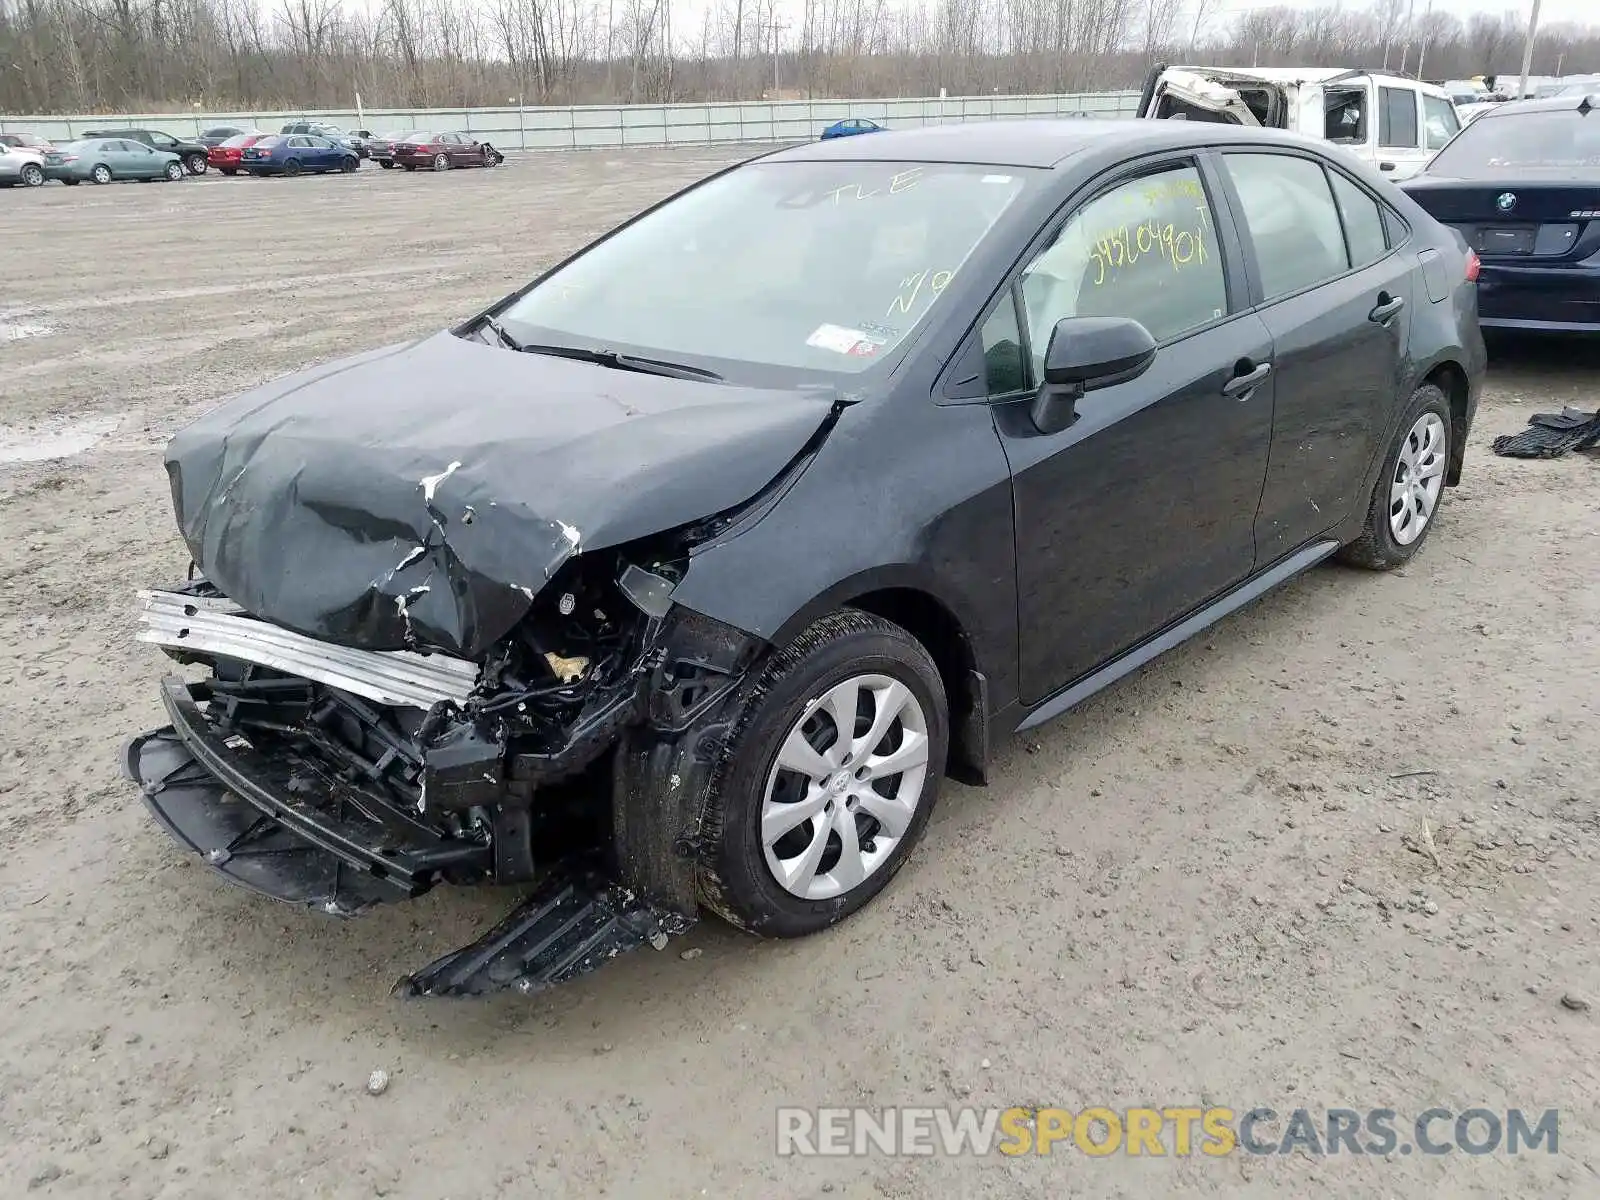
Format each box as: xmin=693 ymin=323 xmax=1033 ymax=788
xmin=1369 ymin=293 xmax=1406 ymax=324
xmin=1222 ymin=362 xmax=1272 ymax=399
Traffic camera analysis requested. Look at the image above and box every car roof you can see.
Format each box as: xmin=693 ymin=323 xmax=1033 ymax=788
xmin=765 ymin=118 xmax=1339 ymax=169
xmin=1473 ymin=93 xmax=1598 ymax=119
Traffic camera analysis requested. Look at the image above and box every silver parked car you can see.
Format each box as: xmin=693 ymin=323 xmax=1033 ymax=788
xmin=42 ymin=138 xmax=185 ymax=185
xmin=0 ymin=142 xmax=46 ymax=187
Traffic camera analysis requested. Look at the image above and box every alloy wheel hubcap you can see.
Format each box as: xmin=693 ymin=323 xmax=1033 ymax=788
xmin=760 ymin=674 xmax=930 ymax=901
xmin=1390 ymin=412 xmax=1447 ymax=546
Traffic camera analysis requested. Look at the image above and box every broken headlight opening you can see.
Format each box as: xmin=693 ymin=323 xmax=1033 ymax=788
xmin=124 ymin=546 xmax=761 ymax=997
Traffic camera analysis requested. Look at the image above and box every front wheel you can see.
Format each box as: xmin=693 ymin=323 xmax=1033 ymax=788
xmin=696 ymin=610 xmax=948 ymax=938
xmin=220 ymin=167 xmax=236 ymax=176
xmin=340 ymin=155 xmax=358 ymax=173
xmin=378 ymin=159 xmax=395 ymax=169
xmin=164 ymin=162 xmax=185 ymax=181
xmin=184 ymin=153 xmax=207 ymax=175
xmin=20 ymin=162 xmax=44 ymax=187
xmin=1338 ymin=383 xmax=1453 ymax=570
xmin=432 ymin=152 xmax=450 ymax=171
xmin=90 ymin=164 xmax=112 ymax=184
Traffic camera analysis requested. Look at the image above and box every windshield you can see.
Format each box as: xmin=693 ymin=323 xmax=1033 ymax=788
xmin=1428 ymin=109 xmax=1600 ymax=176
xmin=499 ymin=160 xmax=1031 ymax=378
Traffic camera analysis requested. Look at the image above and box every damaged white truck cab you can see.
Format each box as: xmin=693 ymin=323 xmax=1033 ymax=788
xmin=1136 ymin=65 xmax=1462 ymax=181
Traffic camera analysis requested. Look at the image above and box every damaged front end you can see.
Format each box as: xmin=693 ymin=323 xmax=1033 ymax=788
xmin=124 ymin=547 xmax=764 ymax=997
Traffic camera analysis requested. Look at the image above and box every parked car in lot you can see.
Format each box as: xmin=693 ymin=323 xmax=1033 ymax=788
xmin=821 ymin=117 xmax=886 ymax=140
xmin=365 ymin=131 xmax=410 ymax=167
xmin=280 ymin=121 xmax=364 ymax=157
xmin=43 ymin=138 xmax=185 ymax=185
xmin=207 ymin=132 xmax=271 ymax=175
xmin=391 ymin=130 xmax=503 ymax=170
xmin=0 ymin=132 xmax=54 ymax=153
xmin=242 ymin=134 xmax=359 ymax=177
xmin=0 ymin=141 xmax=47 ymax=187
xmin=123 ymin=120 xmax=1484 ymax=998
xmin=199 ymin=125 xmax=258 ymax=148
xmin=1402 ymin=92 xmax=1600 ymax=333
xmin=81 ymin=128 xmax=209 ymax=175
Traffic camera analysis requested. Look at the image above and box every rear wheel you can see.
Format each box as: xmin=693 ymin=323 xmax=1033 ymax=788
xmin=283 ymin=158 xmax=303 ymax=177
xmin=220 ymin=167 xmax=237 ymax=176
xmin=90 ymin=163 xmax=112 ymax=184
xmin=379 ymin=159 xmax=394 ymax=169
xmin=62 ymin=178 xmax=80 ymax=186
xmin=163 ymin=161 xmax=184 ymax=181
xmin=403 ymin=163 xmax=417 ymax=171
xmin=20 ymin=162 xmax=44 ymax=187
xmin=1338 ymin=383 xmax=1453 ymax=571
xmin=696 ymin=610 xmax=947 ymax=938
xmin=432 ymin=152 xmax=450 ymax=171
xmin=184 ymin=153 xmax=207 ymax=175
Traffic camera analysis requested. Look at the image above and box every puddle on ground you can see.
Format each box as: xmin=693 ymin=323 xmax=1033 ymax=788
xmin=0 ymin=415 xmax=122 ymax=464
xmin=1 ymin=320 xmax=54 ymax=341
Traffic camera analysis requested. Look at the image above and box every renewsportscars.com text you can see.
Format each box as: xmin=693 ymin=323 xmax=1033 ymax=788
xmin=776 ymin=1106 xmax=1560 ymax=1158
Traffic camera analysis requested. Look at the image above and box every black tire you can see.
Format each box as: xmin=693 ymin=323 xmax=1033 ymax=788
xmin=164 ymin=162 xmax=184 ymax=181
xmin=184 ymin=153 xmax=207 ymax=175
xmin=340 ymin=155 xmax=358 ymax=173
xmin=20 ymin=162 xmax=45 ymax=187
xmin=1338 ymin=383 xmax=1453 ymax=571
xmin=432 ymin=152 xmax=450 ymax=171
xmin=90 ymin=164 xmax=113 ymax=184
xmin=696 ymin=609 xmax=948 ymax=938
xmin=220 ymin=167 xmax=237 ymax=176
xmin=379 ymin=159 xmax=394 ymax=169
xmin=403 ymin=163 xmax=417 ymax=171
xmin=62 ymin=178 xmax=80 ymax=186
xmin=283 ymin=158 xmax=302 ymax=177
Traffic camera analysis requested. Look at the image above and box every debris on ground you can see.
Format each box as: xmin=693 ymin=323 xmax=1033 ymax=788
xmin=1560 ymin=993 xmax=1591 ymax=1014
xmin=367 ymin=1069 xmax=391 ymax=1096
xmin=1492 ymin=407 xmax=1600 ymax=458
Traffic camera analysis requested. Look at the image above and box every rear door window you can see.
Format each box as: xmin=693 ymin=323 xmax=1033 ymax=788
xmin=1423 ymin=95 xmax=1460 ymax=150
xmin=1328 ymin=171 xmax=1389 ymax=267
xmin=1379 ymin=87 xmax=1420 ymax=148
xmin=1224 ymin=152 xmax=1350 ymax=301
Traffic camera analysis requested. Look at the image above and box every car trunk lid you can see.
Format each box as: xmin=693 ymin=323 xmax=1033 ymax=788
xmin=1403 ymin=178 xmax=1600 ymax=261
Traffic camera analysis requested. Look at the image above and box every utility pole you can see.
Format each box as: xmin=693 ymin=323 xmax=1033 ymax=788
xmin=1517 ymin=0 xmax=1542 ymax=101
xmin=769 ymin=19 xmax=785 ymax=98
xmin=1416 ymin=0 xmax=1433 ymax=80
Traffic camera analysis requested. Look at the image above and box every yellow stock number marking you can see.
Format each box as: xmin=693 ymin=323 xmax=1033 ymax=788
xmin=888 ymin=267 xmax=954 ymax=316
xmin=1090 ymin=206 xmax=1210 ymax=287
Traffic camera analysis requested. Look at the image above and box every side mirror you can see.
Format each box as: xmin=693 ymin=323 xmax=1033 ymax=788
xmin=1029 ymin=316 xmax=1158 ymax=435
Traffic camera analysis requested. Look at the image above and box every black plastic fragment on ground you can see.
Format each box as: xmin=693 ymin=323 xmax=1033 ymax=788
xmin=1492 ymin=408 xmax=1600 ymax=459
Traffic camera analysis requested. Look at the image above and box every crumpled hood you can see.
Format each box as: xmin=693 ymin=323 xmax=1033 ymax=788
xmin=166 ymin=331 xmax=834 ymax=659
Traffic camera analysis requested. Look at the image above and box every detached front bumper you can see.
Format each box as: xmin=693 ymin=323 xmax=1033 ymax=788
xmin=124 ymin=676 xmax=693 ymax=996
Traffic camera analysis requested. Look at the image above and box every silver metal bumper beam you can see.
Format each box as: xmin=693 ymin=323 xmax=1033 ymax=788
xmin=135 ymin=590 xmax=479 ymax=710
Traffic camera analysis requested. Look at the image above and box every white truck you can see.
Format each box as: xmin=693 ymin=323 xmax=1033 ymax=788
xmin=1135 ymin=65 xmax=1462 ymax=181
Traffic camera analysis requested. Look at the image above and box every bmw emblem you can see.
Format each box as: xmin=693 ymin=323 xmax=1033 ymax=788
xmin=1496 ymin=192 xmax=1518 ymax=212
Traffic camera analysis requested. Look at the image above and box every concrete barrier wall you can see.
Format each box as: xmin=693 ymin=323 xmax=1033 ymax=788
xmin=1 ymin=91 xmax=1141 ymax=149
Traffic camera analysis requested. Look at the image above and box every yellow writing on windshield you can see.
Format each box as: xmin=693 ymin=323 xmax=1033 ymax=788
xmin=1089 ymin=205 xmax=1211 ymax=287
xmin=888 ymin=267 xmax=954 ymax=316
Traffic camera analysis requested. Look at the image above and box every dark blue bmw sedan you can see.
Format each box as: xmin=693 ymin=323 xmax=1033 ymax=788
xmin=1402 ymin=92 xmax=1600 ymax=333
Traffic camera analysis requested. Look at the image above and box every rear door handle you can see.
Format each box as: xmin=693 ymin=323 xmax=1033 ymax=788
xmin=1222 ymin=362 xmax=1272 ymax=398
xmin=1378 ymin=161 xmax=1397 ymax=172
xmin=1369 ymin=294 xmax=1406 ymax=323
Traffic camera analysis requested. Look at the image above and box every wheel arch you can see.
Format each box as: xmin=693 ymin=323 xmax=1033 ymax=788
xmin=754 ymin=567 xmax=991 ymax=787
xmin=1418 ymin=358 xmax=1471 ymax=486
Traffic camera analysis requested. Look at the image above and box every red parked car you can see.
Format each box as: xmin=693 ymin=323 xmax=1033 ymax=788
xmin=391 ymin=131 xmax=504 ymax=171
xmin=208 ymin=132 xmax=269 ymax=175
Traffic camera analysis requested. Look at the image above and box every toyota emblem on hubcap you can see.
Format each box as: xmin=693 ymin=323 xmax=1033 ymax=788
xmin=1496 ymin=192 xmax=1518 ymax=212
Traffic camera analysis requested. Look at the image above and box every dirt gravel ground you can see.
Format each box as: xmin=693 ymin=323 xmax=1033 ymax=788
xmin=2 ymin=149 xmax=1598 ymax=1199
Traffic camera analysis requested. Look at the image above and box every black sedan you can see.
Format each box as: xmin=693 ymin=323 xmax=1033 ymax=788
xmin=1403 ymin=92 xmax=1600 ymax=333
xmin=124 ymin=120 xmax=1483 ymax=997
